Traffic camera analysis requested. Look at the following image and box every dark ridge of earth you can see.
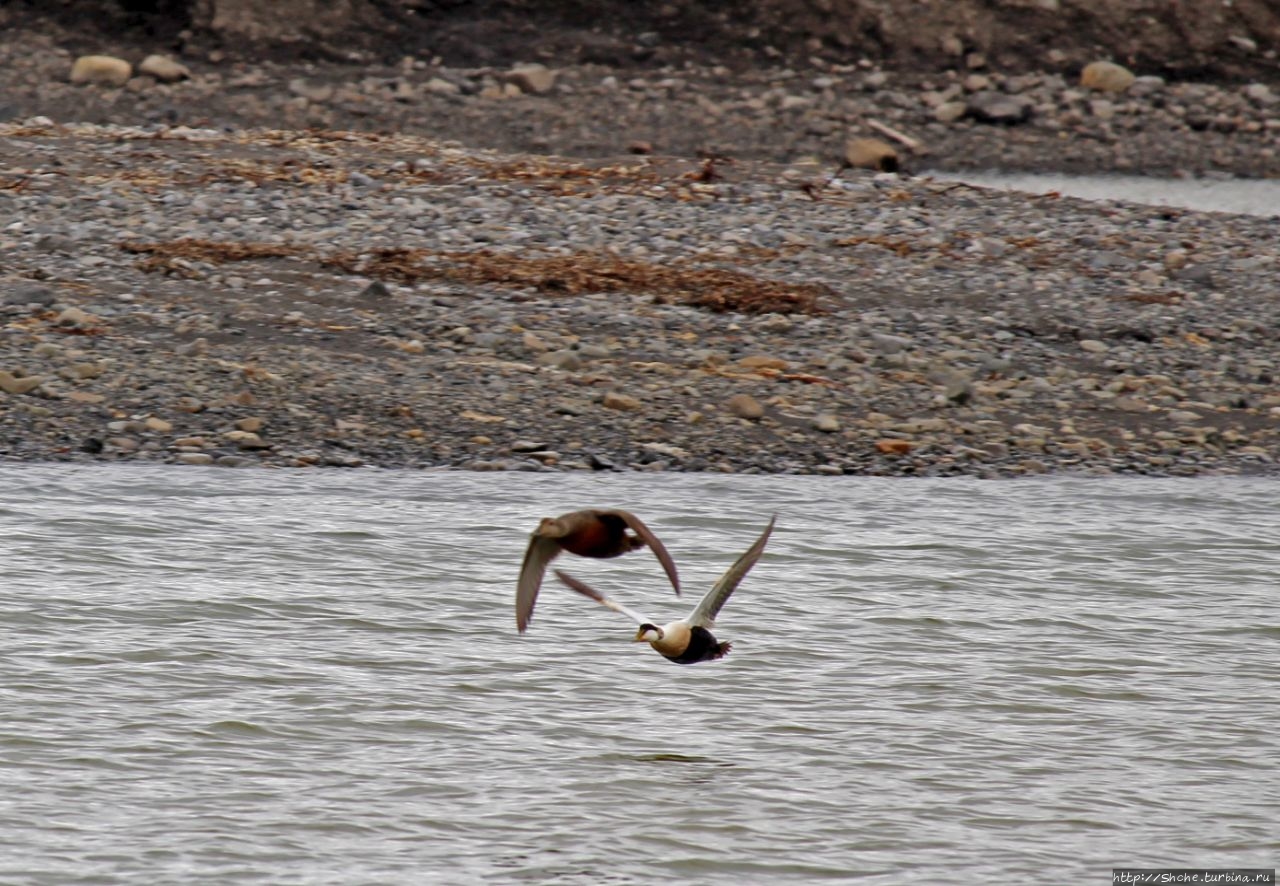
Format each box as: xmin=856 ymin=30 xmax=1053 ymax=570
xmin=5 ymin=0 xmax=1280 ymax=82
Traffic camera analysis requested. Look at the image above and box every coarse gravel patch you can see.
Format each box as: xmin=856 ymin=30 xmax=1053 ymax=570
xmin=2 ymin=119 xmax=1278 ymax=476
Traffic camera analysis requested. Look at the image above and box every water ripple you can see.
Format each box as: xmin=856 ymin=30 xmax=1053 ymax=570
xmin=1 ymin=466 xmax=1278 ymax=883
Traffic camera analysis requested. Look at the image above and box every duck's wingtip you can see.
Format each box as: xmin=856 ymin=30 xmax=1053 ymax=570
xmin=553 ymin=568 xmax=602 ymax=602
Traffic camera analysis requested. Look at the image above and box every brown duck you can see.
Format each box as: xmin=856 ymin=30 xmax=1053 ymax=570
xmin=515 ymin=509 xmax=680 ymax=633
xmin=555 ymin=516 xmax=774 ymax=664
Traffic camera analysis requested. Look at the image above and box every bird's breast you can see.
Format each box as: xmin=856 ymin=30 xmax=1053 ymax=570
xmin=649 ymin=622 xmax=693 ymax=658
xmin=659 ymin=625 xmax=727 ymax=664
xmin=558 ymin=519 xmax=620 ymax=558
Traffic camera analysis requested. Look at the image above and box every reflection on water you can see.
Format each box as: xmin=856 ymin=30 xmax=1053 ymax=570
xmin=927 ymin=170 xmax=1280 ymax=217
xmin=0 ymin=465 xmax=1277 ymax=884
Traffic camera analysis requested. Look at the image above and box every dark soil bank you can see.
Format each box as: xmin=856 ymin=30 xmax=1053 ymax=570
xmin=9 ymin=0 xmax=1280 ymax=82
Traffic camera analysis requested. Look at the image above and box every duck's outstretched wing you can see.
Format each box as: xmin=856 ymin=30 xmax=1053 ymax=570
xmin=687 ymin=516 xmax=775 ymax=630
xmin=516 ymin=535 xmax=562 ymax=633
xmin=554 ymin=569 xmax=652 ymax=626
xmin=600 ymin=509 xmax=681 ymax=597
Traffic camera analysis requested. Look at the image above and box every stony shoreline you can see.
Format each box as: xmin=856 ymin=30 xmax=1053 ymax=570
xmin=3 ymin=25 xmax=1280 ymax=477
xmin=2 ymin=108 xmax=1279 ymax=477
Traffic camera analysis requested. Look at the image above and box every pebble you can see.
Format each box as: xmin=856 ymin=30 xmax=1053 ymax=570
xmin=424 ymin=77 xmax=460 ymax=96
xmin=69 ymin=55 xmax=131 ymax=87
xmin=601 ymin=392 xmax=642 ymax=411
xmin=843 ymin=138 xmax=898 ymax=172
xmin=876 ymin=439 xmax=913 ymax=455
xmin=966 ymin=91 xmax=1034 ymax=124
xmin=56 ymin=307 xmax=98 ymax=328
xmin=726 ymin=394 xmax=765 ymax=420
xmin=5 ymin=284 xmax=56 ymax=306
xmin=137 ymin=54 xmax=190 ymax=83
xmin=506 ymin=63 xmax=557 ymax=95
xmin=1080 ymin=60 xmax=1136 ymax=93
xmin=538 ymin=349 xmax=583 ymax=370
xmin=0 ymin=371 xmax=43 ymax=395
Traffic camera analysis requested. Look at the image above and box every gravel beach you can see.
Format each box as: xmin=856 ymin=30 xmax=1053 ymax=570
xmin=2 ymin=25 xmax=1279 ymax=476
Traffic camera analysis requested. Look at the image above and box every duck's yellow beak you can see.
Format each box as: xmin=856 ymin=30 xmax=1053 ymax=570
xmin=632 ymin=629 xmax=649 ymax=642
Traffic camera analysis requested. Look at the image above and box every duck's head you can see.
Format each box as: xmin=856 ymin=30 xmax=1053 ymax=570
xmin=634 ymin=623 xmax=664 ymax=643
xmin=536 ymin=516 xmax=567 ymax=538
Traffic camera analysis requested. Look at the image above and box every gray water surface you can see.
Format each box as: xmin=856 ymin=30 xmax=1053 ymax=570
xmin=1 ymin=466 xmax=1276 ymax=884
xmin=927 ymin=171 xmax=1280 ymax=217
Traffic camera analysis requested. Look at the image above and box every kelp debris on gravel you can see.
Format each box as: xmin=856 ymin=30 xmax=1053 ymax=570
xmin=120 ymin=239 xmax=829 ymax=315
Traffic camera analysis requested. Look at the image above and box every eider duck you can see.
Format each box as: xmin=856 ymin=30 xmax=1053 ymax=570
xmin=516 ymin=509 xmax=680 ymax=633
xmin=554 ymin=516 xmax=774 ymax=664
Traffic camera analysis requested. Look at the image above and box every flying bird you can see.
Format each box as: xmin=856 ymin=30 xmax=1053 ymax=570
xmin=554 ymin=516 xmax=775 ymax=664
xmin=516 ymin=509 xmax=680 ymax=633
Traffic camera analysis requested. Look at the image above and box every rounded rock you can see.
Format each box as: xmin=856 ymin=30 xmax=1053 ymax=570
xmin=726 ymin=393 xmax=765 ymax=420
xmin=70 ymin=55 xmax=133 ymax=87
xmin=1080 ymin=61 xmax=1136 ymax=93
xmin=601 ymin=392 xmax=642 ymax=411
xmin=843 ymin=138 xmax=899 ymax=173
xmin=138 ymin=54 xmax=190 ymax=83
